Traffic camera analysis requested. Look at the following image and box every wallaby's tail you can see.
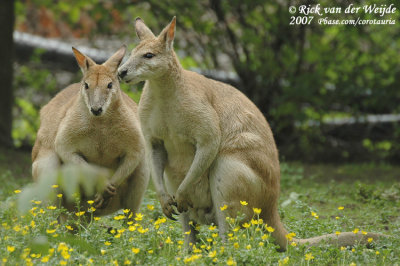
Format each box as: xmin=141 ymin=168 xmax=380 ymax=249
xmin=293 ymin=231 xmax=385 ymax=247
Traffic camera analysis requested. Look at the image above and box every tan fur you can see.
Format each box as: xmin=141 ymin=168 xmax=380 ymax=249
xmin=32 ymin=46 xmax=149 ymax=216
xmin=118 ymin=17 xmax=384 ymax=250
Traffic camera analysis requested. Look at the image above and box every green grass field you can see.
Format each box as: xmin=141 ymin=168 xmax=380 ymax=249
xmin=0 ymin=147 xmax=399 ymax=265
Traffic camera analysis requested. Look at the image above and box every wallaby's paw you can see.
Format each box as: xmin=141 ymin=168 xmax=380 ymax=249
xmin=175 ymin=188 xmax=193 ymax=213
xmin=94 ymin=193 xmax=105 ymax=208
xmin=160 ymin=193 xmax=178 ymax=221
xmin=105 ymin=183 xmax=117 ymax=195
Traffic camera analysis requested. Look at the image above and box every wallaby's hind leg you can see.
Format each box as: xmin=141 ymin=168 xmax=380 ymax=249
xmin=210 ymin=155 xmax=287 ymax=248
xmin=32 ymin=149 xmax=60 ymax=181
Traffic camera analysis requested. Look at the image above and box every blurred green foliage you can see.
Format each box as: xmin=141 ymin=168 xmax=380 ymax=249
xmin=14 ymin=0 xmax=400 ymax=161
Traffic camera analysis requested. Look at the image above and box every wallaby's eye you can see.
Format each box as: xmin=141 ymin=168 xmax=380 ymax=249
xmin=84 ymin=82 xmax=89 ymax=90
xmin=143 ymin=53 xmax=155 ymax=59
xmin=107 ymin=82 xmax=112 ymax=89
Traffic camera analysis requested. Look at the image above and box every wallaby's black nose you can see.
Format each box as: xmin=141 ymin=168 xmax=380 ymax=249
xmin=91 ymin=107 xmax=103 ymax=116
xmin=119 ymin=70 xmax=127 ymax=79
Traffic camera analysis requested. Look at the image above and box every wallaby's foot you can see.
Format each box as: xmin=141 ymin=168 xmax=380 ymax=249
xmin=175 ymin=187 xmax=193 ymax=213
xmin=160 ymin=193 xmax=178 ymax=220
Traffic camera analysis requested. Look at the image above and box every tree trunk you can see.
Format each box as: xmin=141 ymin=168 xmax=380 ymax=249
xmin=0 ymin=0 xmax=15 ymax=147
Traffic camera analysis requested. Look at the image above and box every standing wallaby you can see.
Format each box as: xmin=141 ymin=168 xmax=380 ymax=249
xmin=32 ymin=46 xmax=149 ymax=216
xmin=118 ymin=17 xmax=382 ymax=250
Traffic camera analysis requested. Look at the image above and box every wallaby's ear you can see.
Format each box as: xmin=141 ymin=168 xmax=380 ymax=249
xmin=72 ymin=47 xmax=96 ymax=73
xmin=135 ymin=17 xmax=155 ymax=40
xmin=104 ymin=45 xmax=127 ymax=72
xmin=159 ymin=16 xmax=176 ymax=50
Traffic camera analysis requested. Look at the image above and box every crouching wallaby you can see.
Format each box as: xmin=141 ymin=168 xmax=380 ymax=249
xmin=118 ymin=17 xmax=384 ymax=250
xmin=32 ymin=46 xmax=149 ymax=217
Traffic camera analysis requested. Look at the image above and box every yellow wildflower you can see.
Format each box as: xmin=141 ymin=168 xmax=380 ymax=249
xmin=233 ymin=242 xmax=239 ymax=249
xmin=246 ymin=244 xmax=251 ymax=250
xmin=242 ymin=222 xmax=250 ymax=228
xmin=368 ymin=237 xmax=373 ymax=243
xmin=123 ymin=209 xmax=130 ymax=214
xmin=338 ymin=206 xmax=344 ymax=210
xmin=7 ymin=246 xmax=15 ymax=252
xmin=362 ymin=230 xmax=367 ymax=235
xmin=47 ymin=206 xmax=57 ymax=210
xmin=131 ymin=247 xmax=140 ymax=254
xmin=253 ymin=207 xmax=261 ymax=214
xmin=352 ymin=228 xmax=359 ymax=234
xmin=240 ymin=200 xmax=248 ymax=206
xmin=104 ymin=241 xmax=111 ymax=246
xmin=209 ymin=225 xmax=216 ymax=231
xmin=305 ymin=253 xmax=314 ymax=261
xmin=135 ymin=213 xmax=143 ymax=221
xmin=147 ymin=204 xmax=154 ymax=210
xmin=57 ymin=194 xmax=63 ymax=198
xmin=52 ymin=184 xmax=58 ymax=188
xmin=101 ymin=249 xmax=106 ymax=255
xmin=165 ymin=237 xmax=173 ymax=244
xmin=124 ymin=260 xmax=131 ymax=265
xmin=46 ymin=229 xmax=56 ymax=234
xmin=265 ymin=225 xmax=275 ymax=233
xmin=148 ymin=250 xmax=153 ymax=254
xmin=335 ymin=231 xmax=341 ymax=236
xmin=114 ymin=215 xmax=125 ymax=220
xmin=14 ymin=189 xmax=21 ymax=194
xmin=226 ymin=257 xmax=236 ymax=266
xmin=208 ymin=250 xmax=217 ymax=258
xmin=75 ymin=211 xmax=85 ymax=217
xmin=220 ymin=204 xmax=228 ymax=211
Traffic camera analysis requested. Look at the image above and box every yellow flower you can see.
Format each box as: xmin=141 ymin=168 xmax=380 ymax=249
xmin=30 ymin=221 xmax=35 ymax=228
xmin=14 ymin=189 xmax=21 ymax=194
xmin=7 ymin=246 xmax=15 ymax=252
xmin=226 ymin=257 xmax=236 ymax=266
xmin=124 ymin=260 xmax=131 ymax=265
xmin=335 ymin=231 xmax=341 ymax=236
xmin=265 ymin=225 xmax=275 ymax=233
xmin=94 ymin=217 xmax=101 ymax=221
xmin=335 ymin=216 xmax=340 ymax=220
xmin=88 ymin=207 xmax=96 ymax=212
xmin=128 ymin=226 xmax=136 ymax=232
xmin=240 ymin=201 xmax=248 ymax=206
xmin=251 ymin=219 xmax=258 ymax=225
xmin=114 ymin=215 xmax=125 ymax=220
xmin=259 ymin=242 xmax=264 ymax=247
xmin=376 ymin=251 xmax=380 ymax=255
xmin=362 ymin=230 xmax=367 ymax=235
xmin=123 ymin=209 xmax=130 ymax=214
xmin=104 ymin=241 xmax=111 ymax=246
xmin=147 ymin=204 xmax=154 ymax=210
xmin=148 ymin=250 xmax=153 ymax=254
xmin=253 ymin=207 xmax=261 ymax=214
xmin=368 ymin=237 xmax=373 ymax=243
xmin=305 ymin=253 xmax=314 ymax=261
xmin=352 ymin=228 xmax=359 ymax=234
xmin=212 ymin=233 xmax=218 ymax=238
xmin=285 ymin=232 xmax=296 ymax=241
xmin=208 ymin=250 xmax=217 ymax=258
xmin=165 ymin=237 xmax=173 ymax=244
xmin=41 ymin=256 xmax=50 ymax=262
xmin=60 ymin=260 xmax=67 ymax=265
xmin=246 ymin=244 xmax=251 ymax=250
xmin=75 ymin=211 xmax=85 ymax=217
xmin=208 ymin=225 xmax=216 ymax=231
xmin=135 ymin=213 xmax=143 ymax=221
xmin=220 ymin=204 xmax=228 ymax=211
xmin=131 ymin=247 xmax=140 ymax=254
xmin=340 ymin=246 xmax=346 ymax=251
xmin=338 ymin=206 xmax=344 ymax=210
xmin=46 ymin=229 xmax=56 ymax=234
xmin=349 ymin=263 xmax=356 ymax=266
xmin=47 ymin=206 xmax=57 ymax=210
xmin=279 ymin=257 xmax=289 ymax=266
xmin=52 ymin=184 xmax=59 ymax=188
xmin=101 ymin=249 xmax=106 ymax=255
xmin=184 ymin=230 xmax=191 ymax=235
xmin=351 ymin=248 xmax=355 ymax=252
xmin=57 ymin=194 xmax=63 ymax=198
xmin=13 ymin=225 xmax=21 ymax=232
xmin=290 ymin=242 xmax=297 ymax=247
xmin=233 ymin=242 xmax=239 ymax=249
xmin=233 ymin=226 xmax=240 ymax=232
xmin=34 ymin=201 xmax=42 ymax=205
xmin=138 ymin=227 xmax=149 ymax=234
xmin=87 ymin=200 xmax=94 ymax=205
xmin=242 ymin=222 xmax=250 ymax=228
xmin=262 ymin=234 xmax=269 ymax=240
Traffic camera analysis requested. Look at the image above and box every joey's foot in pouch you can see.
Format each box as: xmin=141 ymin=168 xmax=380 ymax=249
xmin=94 ymin=183 xmax=117 ymax=209
xmin=175 ymin=187 xmax=193 ymax=213
xmin=160 ymin=193 xmax=178 ymax=221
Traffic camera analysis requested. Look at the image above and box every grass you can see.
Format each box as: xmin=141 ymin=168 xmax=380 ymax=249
xmin=0 ymin=148 xmax=399 ymax=265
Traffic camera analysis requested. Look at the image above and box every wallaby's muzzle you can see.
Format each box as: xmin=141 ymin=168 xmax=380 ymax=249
xmin=91 ymin=107 xmax=103 ymax=116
